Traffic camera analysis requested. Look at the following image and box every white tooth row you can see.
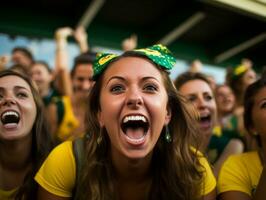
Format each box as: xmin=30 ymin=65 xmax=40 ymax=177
xmin=123 ymin=115 xmax=146 ymax=123
xmin=125 ymin=134 xmax=146 ymax=143
xmin=2 ymin=111 xmax=19 ymax=118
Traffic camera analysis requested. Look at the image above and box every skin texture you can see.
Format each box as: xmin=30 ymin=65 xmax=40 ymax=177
xmin=71 ymin=63 xmax=94 ymax=101
xmin=178 ymin=79 xmax=216 ymax=150
xmin=36 ymin=57 xmax=216 ymax=200
xmin=250 ymin=87 xmax=266 ymax=141
xmin=0 ymin=75 xmax=36 ymax=196
xmin=11 ymin=51 xmax=32 ymax=68
xmin=219 ymin=82 xmax=266 ymax=200
xmin=98 ymin=57 xmax=171 ymax=160
xmin=0 ymin=75 xmax=36 ymax=140
xmin=241 ymin=69 xmax=257 ymax=93
xmin=216 ymin=85 xmax=235 ymax=117
xmin=31 ymin=63 xmax=53 ymax=97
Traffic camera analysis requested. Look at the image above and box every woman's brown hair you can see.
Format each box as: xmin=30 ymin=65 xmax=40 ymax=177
xmin=0 ymin=70 xmax=54 ymax=200
xmin=76 ymin=53 xmax=204 ymax=200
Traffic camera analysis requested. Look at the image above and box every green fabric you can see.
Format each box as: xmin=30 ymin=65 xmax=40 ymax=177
xmin=207 ymin=115 xmax=244 ymax=163
xmin=42 ymin=89 xmax=64 ymax=126
xmin=93 ymin=44 xmax=176 ymax=80
xmin=223 ymin=115 xmax=242 ymax=139
xmin=42 ymin=88 xmax=60 ymax=106
xmin=51 ymin=96 xmax=65 ymax=125
xmin=207 ymin=134 xmax=231 ymax=164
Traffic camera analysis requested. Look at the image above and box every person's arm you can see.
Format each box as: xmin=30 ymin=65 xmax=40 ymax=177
xmin=121 ymin=34 xmax=138 ymax=51
xmin=54 ymin=27 xmax=73 ymax=97
xmin=213 ymin=139 xmax=244 ymax=178
xmin=74 ymin=26 xmax=89 ymax=53
xmin=0 ymin=55 xmax=9 ymax=71
xmin=203 ymin=189 xmax=217 ymax=200
xmin=45 ymin=103 xmax=59 ymax=139
xmin=253 ymin=166 xmax=266 ymax=200
xmin=37 ymin=186 xmax=70 ymax=200
xmin=219 ymin=191 xmax=251 ymax=200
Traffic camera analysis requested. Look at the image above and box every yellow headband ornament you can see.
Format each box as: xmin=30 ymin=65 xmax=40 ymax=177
xmin=232 ymin=64 xmax=249 ymax=79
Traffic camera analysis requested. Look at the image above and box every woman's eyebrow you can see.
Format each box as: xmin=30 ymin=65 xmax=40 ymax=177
xmin=106 ymin=76 xmax=126 ymax=85
xmin=14 ymin=85 xmax=31 ymax=92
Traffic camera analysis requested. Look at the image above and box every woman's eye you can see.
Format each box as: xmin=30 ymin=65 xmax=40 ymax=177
xmin=144 ymin=84 xmax=158 ymax=92
xmin=187 ymin=96 xmax=196 ymax=102
xmin=205 ymin=95 xmax=213 ymax=101
xmin=17 ymin=92 xmax=28 ymax=98
xmin=110 ymin=85 xmax=124 ymax=93
xmin=261 ymin=102 xmax=266 ymax=109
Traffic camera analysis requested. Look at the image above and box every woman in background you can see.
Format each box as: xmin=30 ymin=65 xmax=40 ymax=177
xmin=0 ymin=70 xmax=53 ymax=200
xmin=175 ymin=72 xmax=243 ymax=177
xmin=218 ymin=72 xmax=266 ymax=200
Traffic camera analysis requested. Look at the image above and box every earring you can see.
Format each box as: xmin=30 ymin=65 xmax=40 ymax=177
xmin=97 ymin=128 xmax=103 ymax=145
xmin=165 ymin=125 xmax=172 ymax=143
xmin=85 ymin=132 xmax=90 ymax=140
xmin=252 ymin=131 xmax=258 ymax=136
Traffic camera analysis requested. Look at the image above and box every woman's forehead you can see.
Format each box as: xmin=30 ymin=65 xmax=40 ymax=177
xmin=103 ymin=57 xmax=163 ymax=80
xmin=180 ymin=79 xmax=211 ymax=92
xmin=0 ymin=75 xmax=30 ymax=89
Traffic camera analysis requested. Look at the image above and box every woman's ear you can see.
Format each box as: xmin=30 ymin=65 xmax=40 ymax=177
xmin=249 ymin=126 xmax=259 ymax=136
xmin=164 ymin=107 xmax=172 ymax=125
xmin=97 ymin=111 xmax=104 ymax=127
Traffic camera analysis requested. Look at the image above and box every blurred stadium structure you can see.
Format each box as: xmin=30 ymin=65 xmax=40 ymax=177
xmin=0 ymin=0 xmax=265 ymax=80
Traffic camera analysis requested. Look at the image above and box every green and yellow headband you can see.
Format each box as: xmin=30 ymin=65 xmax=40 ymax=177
xmin=93 ymin=44 xmax=176 ymax=80
xmin=232 ymin=64 xmax=249 ymax=79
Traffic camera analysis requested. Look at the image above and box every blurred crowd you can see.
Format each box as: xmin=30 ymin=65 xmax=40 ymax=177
xmin=0 ymin=25 xmax=265 ymax=200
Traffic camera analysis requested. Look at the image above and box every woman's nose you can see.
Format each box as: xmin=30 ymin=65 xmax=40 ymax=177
xmin=126 ymin=89 xmax=143 ymax=108
xmin=196 ymin=97 xmax=207 ymax=109
xmin=0 ymin=97 xmax=16 ymax=106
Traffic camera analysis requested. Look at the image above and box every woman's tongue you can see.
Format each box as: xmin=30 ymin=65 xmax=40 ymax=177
xmin=125 ymin=127 xmax=145 ymax=140
xmin=200 ymin=117 xmax=211 ymax=130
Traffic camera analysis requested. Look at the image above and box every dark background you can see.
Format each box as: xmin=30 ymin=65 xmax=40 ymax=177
xmin=0 ymin=0 xmax=265 ymax=70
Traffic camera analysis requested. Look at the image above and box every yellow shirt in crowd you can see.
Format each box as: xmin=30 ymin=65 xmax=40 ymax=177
xmin=0 ymin=188 xmax=17 ymax=200
xmin=35 ymin=141 xmax=216 ymax=198
xmin=218 ymin=151 xmax=262 ymax=197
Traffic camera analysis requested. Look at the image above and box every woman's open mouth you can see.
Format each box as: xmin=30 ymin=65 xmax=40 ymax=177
xmin=1 ymin=110 xmax=20 ymax=129
xmin=199 ymin=114 xmax=212 ymax=130
xmin=121 ymin=115 xmax=149 ymax=145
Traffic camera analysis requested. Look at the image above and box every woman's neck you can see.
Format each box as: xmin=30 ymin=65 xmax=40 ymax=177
xmin=259 ymin=143 xmax=266 ymax=166
xmin=111 ymin=150 xmax=152 ymax=182
xmin=235 ymin=95 xmax=243 ymax=108
xmin=40 ymin=87 xmax=51 ymax=98
xmin=112 ymin=154 xmax=152 ymax=200
xmin=0 ymin=136 xmax=32 ymax=170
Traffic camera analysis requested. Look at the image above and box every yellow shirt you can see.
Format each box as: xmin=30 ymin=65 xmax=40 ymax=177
xmin=0 ymin=188 xmax=17 ymax=200
xmin=197 ymin=151 xmax=216 ymax=195
xmin=35 ymin=141 xmax=216 ymax=197
xmin=56 ymin=96 xmax=80 ymax=141
xmin=218 ymin=151 xmax=262 ymax=197
xmin=35 ymin=141 xmax=75 ymax=197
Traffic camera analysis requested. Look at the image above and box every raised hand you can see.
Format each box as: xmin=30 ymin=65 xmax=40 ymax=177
xmin=121 ymin=34 xmax=138 ymax=51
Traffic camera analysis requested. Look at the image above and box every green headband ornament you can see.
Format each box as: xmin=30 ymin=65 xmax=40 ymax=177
xmin=232 ymin=64 xmax=249 ymax=79
xmin=93 ymin=44 xmax=176 ymax=80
